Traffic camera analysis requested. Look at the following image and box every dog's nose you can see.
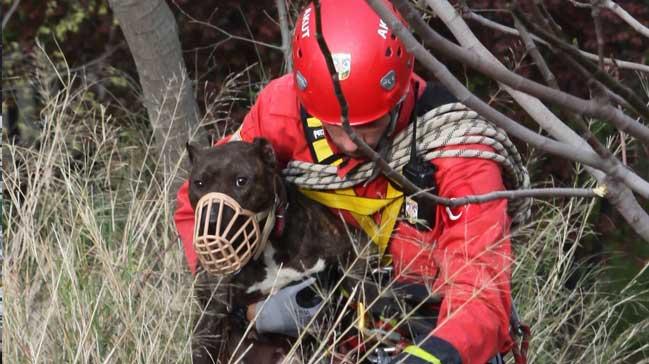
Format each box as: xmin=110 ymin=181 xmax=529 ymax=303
xmin=197 ymin=204 xmax=218 ymax=235
xmin=197 ymin=200 xmax=251 ymax=254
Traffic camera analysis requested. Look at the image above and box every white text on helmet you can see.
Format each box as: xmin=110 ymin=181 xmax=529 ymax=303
xmin=301 ymin=7 xmax=312 ymax=38
xmin=378 ymin=19 xmax=388 ymax=40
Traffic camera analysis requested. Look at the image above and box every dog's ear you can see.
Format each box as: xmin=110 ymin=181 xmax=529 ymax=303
xmin=253 ymin=137 xmax=277 ymax=170
xmin=186 ymin=142 xmax=201 ymax=165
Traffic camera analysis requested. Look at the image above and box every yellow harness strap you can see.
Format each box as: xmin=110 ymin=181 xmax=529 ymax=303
xmin=300 ymin=183 xmax=403 ymax=257
xmin=299 ymin=114 xmax=404 ymax=256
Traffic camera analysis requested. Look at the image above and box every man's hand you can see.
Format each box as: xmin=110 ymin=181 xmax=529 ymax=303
xmin=389 ymin=335 xmax=461 ymax=364
xmin=248 ymin=277 xmax=323 ymax=337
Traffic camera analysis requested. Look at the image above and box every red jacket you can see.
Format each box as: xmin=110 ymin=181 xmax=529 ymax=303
xmin=174 ymin=74 xmax=513 ymax=363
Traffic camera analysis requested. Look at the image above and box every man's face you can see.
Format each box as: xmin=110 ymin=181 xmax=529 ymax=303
xmin=321 ymin=113 xmax=391 ymax=158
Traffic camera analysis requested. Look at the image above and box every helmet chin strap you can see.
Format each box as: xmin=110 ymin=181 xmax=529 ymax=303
xmin=386 ymin=97 xmax=404 ymax=137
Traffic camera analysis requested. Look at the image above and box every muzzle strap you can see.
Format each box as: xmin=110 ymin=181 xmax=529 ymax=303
xmin=254 ymin=200 xmax=276 ymax=260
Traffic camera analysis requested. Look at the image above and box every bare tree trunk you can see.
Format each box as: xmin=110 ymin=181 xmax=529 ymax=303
xmin=108 ymin=0 xmax=208 ymax=198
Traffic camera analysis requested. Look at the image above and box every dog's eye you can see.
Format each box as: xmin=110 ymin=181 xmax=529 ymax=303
xmin=235 ymin=176 xmax=248 ymax=187
xmin=194 ymin=180 xmax=204 ymax=188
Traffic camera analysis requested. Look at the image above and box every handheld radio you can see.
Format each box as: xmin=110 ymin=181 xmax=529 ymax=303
xmin=402 ymin=84 xmax=437 ymax=230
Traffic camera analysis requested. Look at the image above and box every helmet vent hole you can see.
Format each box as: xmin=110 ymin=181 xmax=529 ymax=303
xmin=390 ymin=32 xmax=397 ymax=40
xmin=397 ymin=47 xmax=402 ymax=57
xmin=297 ymin=48 xmax=303 ymax=58
xmin=385 ymin=47 xmax=392 ymax=57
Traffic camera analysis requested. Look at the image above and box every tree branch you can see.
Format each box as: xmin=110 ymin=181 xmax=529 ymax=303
xmin=405 ymin=1 xmax=649 ymax=146
xmin=445 ymin=188 xmax=604 ymax=207
xmin=1 ymin=0 xmax=21 ymax=30
xmin=109 ymin=0 xmax=209 ymax=200
xmin=371 ymin=0 xmax=649 ymax=242
xmin=171 ymin=2 xmax=283 ymax=51
xmin=428 ymin=0 xmax=649 ymax=200
xmin=605 ymin=176 xmax=649 ymax=241
xmin=513 ymin=5 xmax=649 ymax=126
xmin=591 ymin=0 xmax=606 ymax=69
xmin=373 ymin=0 xmax=608 ymax=169
xmin=276 ymin=0 xmax=292 ymax=72
xmin=603 ymin=0 xmax=649 ymax=39
xmin=512 ymin=16 xmax=559 ymax=89
xmin=511 ymin=15 xmax=615 ymax=164
xmin=462 ymin=8 xmax=649 ymax=73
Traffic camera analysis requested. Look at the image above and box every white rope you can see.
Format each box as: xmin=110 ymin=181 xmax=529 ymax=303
xmin=282 ymin=103 xmax=531 ymax=224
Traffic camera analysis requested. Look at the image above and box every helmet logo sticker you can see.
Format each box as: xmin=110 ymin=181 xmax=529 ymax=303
xmin=296 ymin=70 xmax=308 ymax=90
xmin=332 ymin=53 xmax=351 ymax=81
xmin=380 ymin=70 xmax=396 ymax=90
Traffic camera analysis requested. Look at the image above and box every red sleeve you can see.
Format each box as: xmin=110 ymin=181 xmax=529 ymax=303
xmin=430 ymin=144 xmax=513 ymax=363
xmin=174 ymin=180 xmax=198 ymax=273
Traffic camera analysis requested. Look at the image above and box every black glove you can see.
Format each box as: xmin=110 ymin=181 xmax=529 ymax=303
xmin=389 ymin=335 xmax=461 ymax=364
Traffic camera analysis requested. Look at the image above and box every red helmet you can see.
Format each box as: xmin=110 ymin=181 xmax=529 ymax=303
xmin=292 ymin=0 xmax=414 ymax=126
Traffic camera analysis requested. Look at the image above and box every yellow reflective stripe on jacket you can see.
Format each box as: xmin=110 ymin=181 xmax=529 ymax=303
xmin=312 ymin=139 xmax=335 ymax=163
xmin=403 ymin=345 xmax=442 ymax=364
xmin=306 ymin=116 xmax=322 ymax=128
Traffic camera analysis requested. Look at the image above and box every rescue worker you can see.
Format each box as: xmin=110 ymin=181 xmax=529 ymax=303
xmin=174 ymin=1 xmax=514 ymax=363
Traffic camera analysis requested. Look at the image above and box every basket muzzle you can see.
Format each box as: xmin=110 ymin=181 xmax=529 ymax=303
xmin=193 ymin=192 xmax=275 ymax=275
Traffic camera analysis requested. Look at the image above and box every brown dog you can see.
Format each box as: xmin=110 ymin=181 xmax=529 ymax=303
xmin=187 ymin=138 xmax=356 ymax=364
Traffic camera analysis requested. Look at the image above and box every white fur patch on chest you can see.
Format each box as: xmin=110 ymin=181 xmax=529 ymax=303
xmin=246 ymin=245 xmax=326 ymax=295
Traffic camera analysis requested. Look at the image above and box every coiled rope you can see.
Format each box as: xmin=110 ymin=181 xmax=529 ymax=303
xmin=282 ymin=103 xmax=531 ymax=224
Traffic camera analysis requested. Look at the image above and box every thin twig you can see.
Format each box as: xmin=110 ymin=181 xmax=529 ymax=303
xmin=445 ymin=188 xmax=604 ymax=207
xmin=530 ymin=0 xmax=562 ymax=35
xmin=569 ymin=0 xmax=592 ymax=7
xmin=462 ymin=9 xmax=649 ymax=73
xmin=512 ymin=15 xmax=559 ymax=89
xmin=539 ymin=1 xmax=563 ymax=32
xmin=171 ymin=1 xmax=283 ymax=51
xmin=619 ymin=130 xmax=627 ymax=165
xmin=512 ymin=13 xmax=615 ymax=163
xmin=591 ymin=0 xmax=606 ymax=70
xmin=604 ymin=0 xmax=649 ymax=39
xmin=573 ymin=0 xmax=649 ymax=39
xmin=403 ymin=0 xmax=649 ymax=146
xmin=513 ymin=6 xmax=649 ymax=125
xmin=1 ymin=0 xmax=21 ymax=30
xmin=276 ymin=0 xmax=292 ymax=72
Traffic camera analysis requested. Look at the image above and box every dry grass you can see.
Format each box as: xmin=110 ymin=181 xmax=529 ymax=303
xmin=3 ymin=53 xmax=649 ymax=364
xmin=3 ymin=55 xmax=197 ymax=363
